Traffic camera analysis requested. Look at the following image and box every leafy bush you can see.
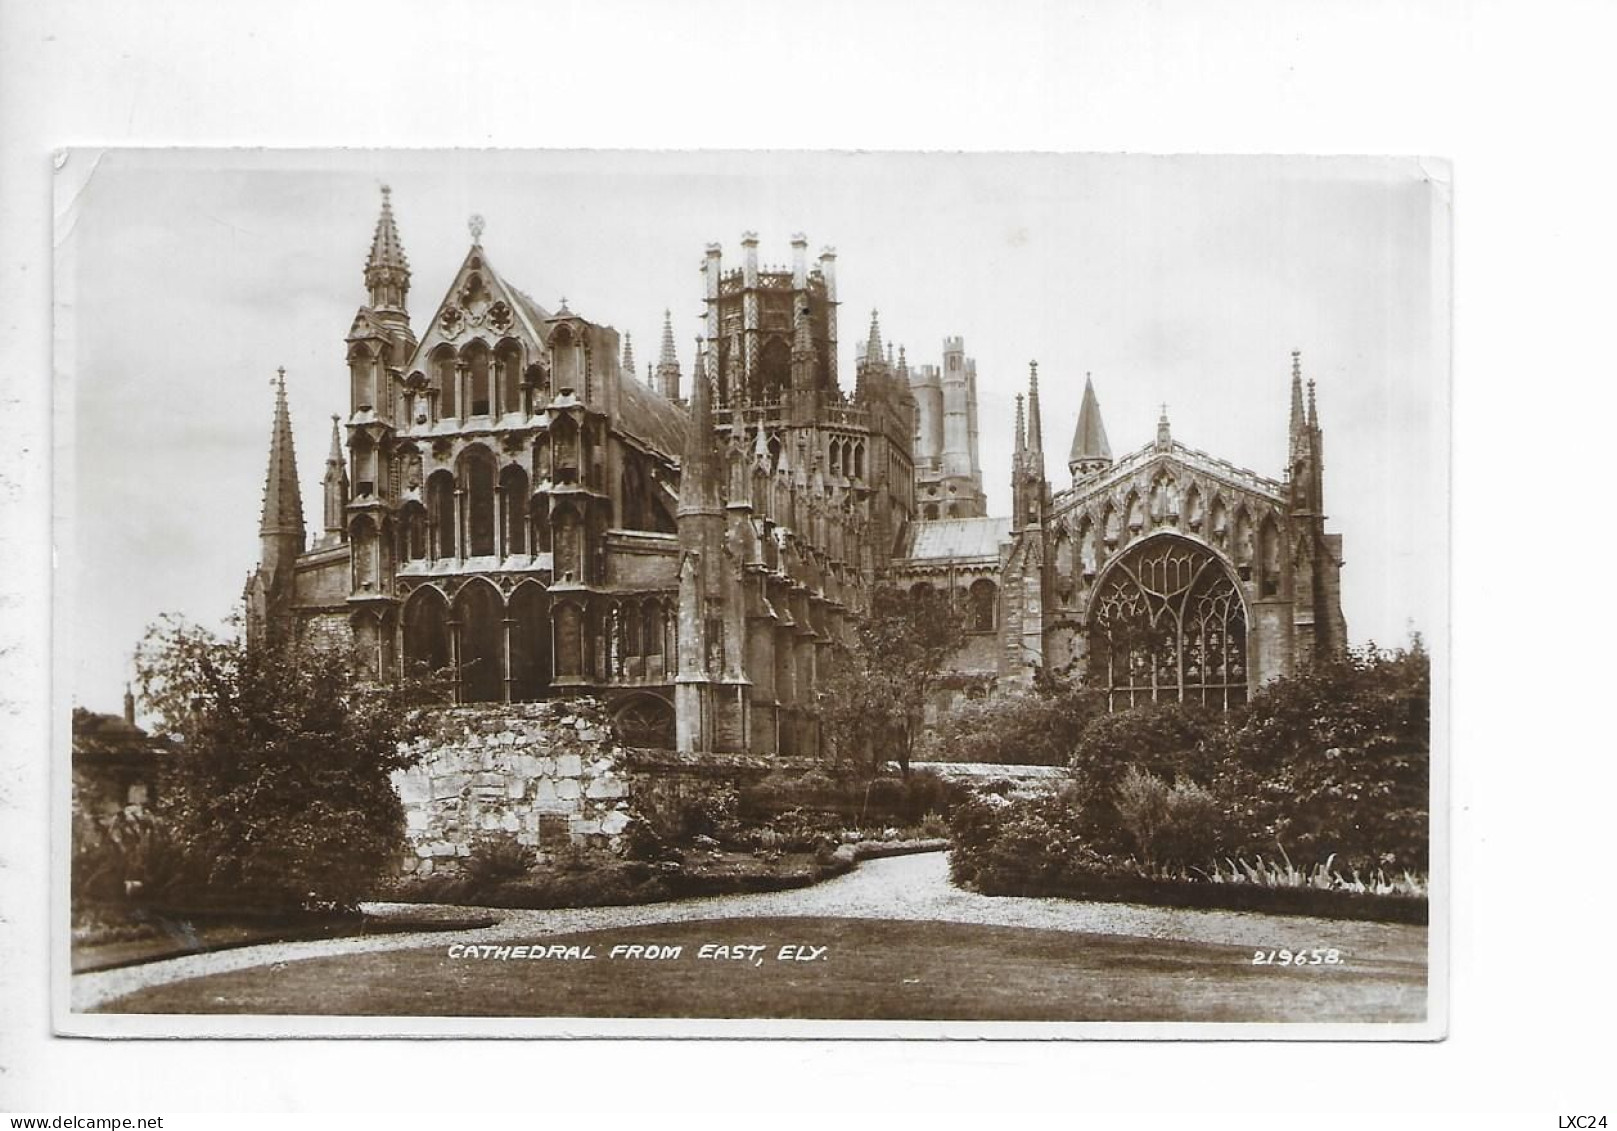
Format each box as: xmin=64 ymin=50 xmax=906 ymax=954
xmin=132 ymin=615 xmax=434 ymax=912
xmin=1113 ymin=767 xmax=1225 ymax=869
xmin=460 ymin=833 xmax=536 ymax=888
xmin=943 ymin=637 xmax=1431 ymax=908
xmin=927 ymin=684 xmax=1105 ymax=766
xmin=1206 ymin=640 xmax=1430 ymax=871
xmin=72 ymin=811 xmax=197 ymax=905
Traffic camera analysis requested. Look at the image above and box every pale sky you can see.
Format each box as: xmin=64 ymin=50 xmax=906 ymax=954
xmin=58 ymin=150 xmax=1447 ymax=715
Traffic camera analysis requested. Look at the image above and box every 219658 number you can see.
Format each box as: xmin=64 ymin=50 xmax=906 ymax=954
xmin=1252 ymin=948 xmax=1343 ymax=965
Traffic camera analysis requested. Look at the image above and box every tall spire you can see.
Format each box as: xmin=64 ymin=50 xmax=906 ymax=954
xmin=1068 ymin=373 xmax=1113 ymax=478
xmin=622 ymin=332 xmax=636 ymax=383
xmin=865 ymin=309 xmax=883 ymax=363
xmin=321 ymin=413 xmax=348 ymax=540
xmin=260 ymin=369 xmax=305 ymax=544
xmin=364 ymin=185 xmax=410 ymax=314
xmin=679 ymin=338 xmax=722 ymax=513
xmin=655 ymin=309 xmax=682 ymax=401
xmin=1289 ymin=349 xmax=1307 ymax=461
xmin=1026 ymin=360 xmax=1044 ymax=457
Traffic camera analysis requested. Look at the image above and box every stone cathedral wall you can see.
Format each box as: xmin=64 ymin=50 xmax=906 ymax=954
xmin=390 ymin=700 xmax=633 ymax=875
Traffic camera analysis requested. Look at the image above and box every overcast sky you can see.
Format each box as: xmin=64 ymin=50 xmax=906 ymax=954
xmin=58 ymin=149 xmax=1446 ymax=714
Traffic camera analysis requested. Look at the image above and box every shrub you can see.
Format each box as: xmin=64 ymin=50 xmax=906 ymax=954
xmin=1207 ymin=640 xmax=1430 ymax=872
xmin=927 ymin=684 xmax=1105 ymax=766
xmin=132 ymin=615 xmax=434 ymax=912
xmin=72 ymin=811 xmax=197 ymax=905
xmin=1112 ymin=767 xmax=1225 ymax=871
xmin=460 ymin=833 xmax=536 ymax=889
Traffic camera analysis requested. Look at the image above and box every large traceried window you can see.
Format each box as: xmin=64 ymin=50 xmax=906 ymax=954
xmin=1087 ymin=535 xmax=1248 ymax=710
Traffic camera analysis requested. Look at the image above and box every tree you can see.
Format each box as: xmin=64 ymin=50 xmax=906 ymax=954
xmin=134 ymin=615 xmax=435 ymax=911
xmin=817 ymin=586 xmax=966 ymax=777
xmin=1209 ymin=636 xmax=1430 ymax=871
xmin=925 ymin=679 xmax=1105 ymax=766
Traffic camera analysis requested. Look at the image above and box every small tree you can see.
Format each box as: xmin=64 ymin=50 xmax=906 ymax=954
xmin=1209 ymin=636 xmax=1430 ymax=871
xmin=817 ymin=586 xmax=965 ymax=778
xmin=134 ymin=615 xmax=435 ymax=912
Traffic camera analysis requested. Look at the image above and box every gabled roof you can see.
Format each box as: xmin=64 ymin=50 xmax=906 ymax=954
xmin=71 ymin=708 xmax=178 ymax=759
xmin=616 ymin=371 xmax=692 ymax=461
xmin=898 ymin=515 xmax=1010 ymax=562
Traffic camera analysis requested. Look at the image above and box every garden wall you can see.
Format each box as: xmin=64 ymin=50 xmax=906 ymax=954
xmin=390 ymin=700 xmax=633 ymax=875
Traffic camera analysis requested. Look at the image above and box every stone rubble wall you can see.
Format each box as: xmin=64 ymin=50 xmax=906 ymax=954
xmin=390 ymin=699 xmax=633 ymax=875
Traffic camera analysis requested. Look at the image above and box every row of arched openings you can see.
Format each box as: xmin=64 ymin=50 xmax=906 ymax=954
xmin=908 ymin=579 xmax=998 ymax=633
xmin=400 ymin=582 xmax=675 ymax=704
xmin=428 ymin=339 xmax=527 ymax=420
xmin=1052 ymin=492 xmax=1287 ymax=599
xmin=414 ymin=324 xmax=591 ymax=424
xmin=391 ymin=443 xmax=594 ymax=580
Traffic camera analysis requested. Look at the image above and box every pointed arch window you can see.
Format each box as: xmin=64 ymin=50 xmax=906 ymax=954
xmin=459 ymin=445 xmax=497 ymax=558
xmin=431 ymin=346 xmax=456 ymax=420
xmin=426 ymin=470 xmax=457 ymax=560
xmin=402 ymin=587 xmax=451 ymax=685
xmin=968 ymin=579 xmax=997 ymax=633
xmin=495 ymin=340 xmax=522 ymax=417
xmin=463 ymin=341 xmax=492 ymax=417
xmin=1088 ymin=535 xmax=1248 ymax=710
xmin=500 ymin=464 xmax=530 ymax=557
xmin=349 ymin=343 xmax=377 ymax=413
xmin=400 ymin=502 xmax=428 ymax=562
xmin=454 ymin=581 xmax=504 ymax=703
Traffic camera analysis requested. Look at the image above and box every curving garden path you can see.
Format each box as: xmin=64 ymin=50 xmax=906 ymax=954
xmin=72 ymin=850 xmax=1426 ymax=1013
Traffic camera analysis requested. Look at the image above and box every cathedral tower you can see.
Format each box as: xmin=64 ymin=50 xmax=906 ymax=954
xmin=911 ymin=336 xmax=987 ymax=519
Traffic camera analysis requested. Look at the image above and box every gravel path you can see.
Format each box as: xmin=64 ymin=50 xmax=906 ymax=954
xmin=72 ymin=851 xmax=1426 ymax=1012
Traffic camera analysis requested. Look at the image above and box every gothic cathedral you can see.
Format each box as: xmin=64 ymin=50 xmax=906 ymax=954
xmin=246 ymin=190 xmax=1347 ymax=753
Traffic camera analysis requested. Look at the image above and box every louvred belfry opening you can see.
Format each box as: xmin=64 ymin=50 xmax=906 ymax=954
xmin=1087 ymin=535 xmax=1248 ymax=710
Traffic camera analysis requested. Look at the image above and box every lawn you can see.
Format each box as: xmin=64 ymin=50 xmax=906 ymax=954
xmin=97 ymin=916 xmax=1426 ymax=1022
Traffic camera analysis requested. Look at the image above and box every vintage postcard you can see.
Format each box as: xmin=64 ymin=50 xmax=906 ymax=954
xmin=55 ymin=149 xmax=1448 ymax=1038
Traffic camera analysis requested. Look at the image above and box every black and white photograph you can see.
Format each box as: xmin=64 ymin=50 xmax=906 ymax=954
xmin=56 ymin=149 xmax=1446 ymax=1036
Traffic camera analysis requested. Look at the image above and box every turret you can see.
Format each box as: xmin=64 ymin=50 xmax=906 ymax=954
xmin=655 ymin=309 xmax=682 ymax=401
xmin=855 ymin=309 xmax=885 ymax=402
xmin=679 ymin=338 xmax=724 ymax=516
xmin=248 ymin=368 xmax=306 ymax=646
xmin=363 ymin=185 xmax=410 ymax=319
xmin=1009 ymin=365 xmax=1050 ymax=530
xmin=259 ymin=368 xmax=306 ymax=577
xmin=1068 ymin=373 xmax=1113 ymax=480
xmin=1026 ymin=360 xmax=1045 ymax=466
xmin=940 ymin=336 xmax=972 ymax=479
xmin=321 ymin=413 xmax=348 ymax=543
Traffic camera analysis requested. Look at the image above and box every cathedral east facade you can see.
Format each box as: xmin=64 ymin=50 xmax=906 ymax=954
xmin=246 ymin=190 xmax=1347 ymax=754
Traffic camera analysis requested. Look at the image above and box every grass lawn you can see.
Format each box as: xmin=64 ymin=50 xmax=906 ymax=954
xmin=98 ymin=916 xmax=1426 ymax=1022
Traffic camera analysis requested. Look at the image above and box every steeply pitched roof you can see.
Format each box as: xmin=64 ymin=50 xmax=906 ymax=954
xmin=1069 ymin=375 xmax=1112 ymax=465
xmin=365 ymin=186 xmax=409 ymax=278
xmin=616 ymin=369 xmax=692 ymax=460
xmin=898 ymin=516 xmax=1010 ymax=562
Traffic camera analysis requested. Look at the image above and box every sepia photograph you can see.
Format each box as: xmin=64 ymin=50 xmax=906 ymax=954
xmin=56 ymin=148 xmax=1447 ymax=1037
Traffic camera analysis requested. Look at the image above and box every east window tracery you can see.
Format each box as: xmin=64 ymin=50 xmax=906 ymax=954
xmin=1087 ymin=535 xmax=1247 ymax=710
